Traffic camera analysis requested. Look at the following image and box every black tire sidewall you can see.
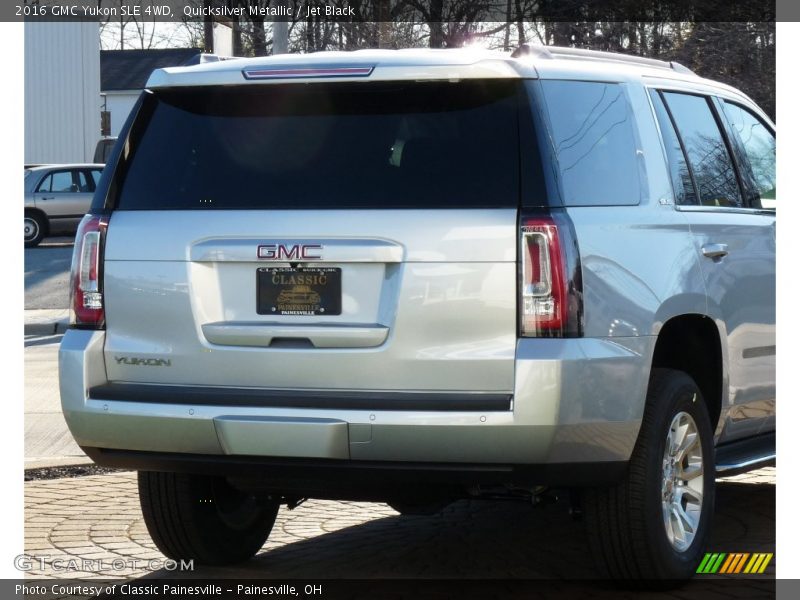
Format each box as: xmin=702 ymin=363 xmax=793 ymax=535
xmin=139 ymin=472 xmax=279 ymax=566
xmin=640 ymin=371 xmax=716 ymax=580
xmin=187 ymin=475 xmax=278 ymax=563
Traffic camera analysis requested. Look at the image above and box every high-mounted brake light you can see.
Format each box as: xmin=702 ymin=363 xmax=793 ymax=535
xmin=70 ymin=214 xmax=109 ymax=329
xmin=242 ymin=65 xmax=375 ymax=80
xmin=519 ymin=212 xmax=583 ymax=338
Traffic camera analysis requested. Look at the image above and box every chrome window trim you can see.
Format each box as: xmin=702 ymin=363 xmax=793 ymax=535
xmin=675 ymin=205 xmax=774 ymax=216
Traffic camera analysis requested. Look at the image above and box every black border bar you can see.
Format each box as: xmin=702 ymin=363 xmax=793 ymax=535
xmin=5 ymin=0 xmax=777 ymax=23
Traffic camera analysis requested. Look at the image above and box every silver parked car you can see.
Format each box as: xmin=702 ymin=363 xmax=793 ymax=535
xmin=59 ymin=47 xmax=776 ymax=580
xmin=24 ymin=164 xmax=104 ymax=247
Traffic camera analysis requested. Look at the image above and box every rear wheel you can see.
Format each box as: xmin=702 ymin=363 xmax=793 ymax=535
xmin=138 ymin=471 xmax=280 ymax=565
xmin=583 ymin=369 xmax=715 ymax=580
xmin=24 ymin=212 xmax=46 ymax=248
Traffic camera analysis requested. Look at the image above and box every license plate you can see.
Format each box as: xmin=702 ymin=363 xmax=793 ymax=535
xmin=257 ymin=267 xmax=341 ymax=316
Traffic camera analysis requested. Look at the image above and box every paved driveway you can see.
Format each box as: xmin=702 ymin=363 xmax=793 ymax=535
xmin=24 ymin=237 xmax=74 ymax=310
xmin=23 ymin=468 xmax=774 ymax=591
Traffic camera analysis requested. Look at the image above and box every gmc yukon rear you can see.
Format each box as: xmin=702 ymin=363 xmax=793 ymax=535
xmin=60 ymin=48 xmax=776 ymax=580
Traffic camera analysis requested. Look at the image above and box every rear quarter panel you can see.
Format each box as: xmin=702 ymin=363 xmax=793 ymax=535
xmin=562 ymin=80 xmax=714 ymax=429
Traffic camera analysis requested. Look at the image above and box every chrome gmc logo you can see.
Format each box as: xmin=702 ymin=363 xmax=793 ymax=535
xmin=257 ymin=244 xmax=323 ymax=260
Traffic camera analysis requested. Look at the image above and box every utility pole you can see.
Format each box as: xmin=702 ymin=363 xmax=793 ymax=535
xmin=377 ymin=0 xmax=390 ymax=48
xmin=203 ymin=0 xmax=214 ymax=53
xmin=272 ymin=0 xmax=289 ymax=54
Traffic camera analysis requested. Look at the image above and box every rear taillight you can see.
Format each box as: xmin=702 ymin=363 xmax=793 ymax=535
xmin=519 ymin=211 xmax=583 ymax=338
xmin=70 ymin=214 xmax=108 ymax=329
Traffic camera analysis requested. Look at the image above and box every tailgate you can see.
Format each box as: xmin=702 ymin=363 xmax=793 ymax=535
xmin=103 ymin=209 xmax=516 ymax=392
xmin=98 ymin=78 xmax=526 ymax=397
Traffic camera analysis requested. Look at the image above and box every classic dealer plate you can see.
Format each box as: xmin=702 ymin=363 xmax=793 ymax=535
xmin=257 ymin=267 xmax=341 ymax=316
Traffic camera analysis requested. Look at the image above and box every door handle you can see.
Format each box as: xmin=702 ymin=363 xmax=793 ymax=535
xmin=40 ymin=196 xmax=54 ymax=201
xmin=702 ymin=243 xmax=729 ymax=259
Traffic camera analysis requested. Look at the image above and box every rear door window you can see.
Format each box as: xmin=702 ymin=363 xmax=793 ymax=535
xmin=661 ymin=92 xmax=743 ymax=208
xmin=76 ymin=171 xmax=94 ymax=192
xmin=721 ymin=102 xmax=776 ymax=209
xmin=35 ymin=174 xmax=51 ymax=193
xmin=539 ymin=80 xmax=644 ymax=206
xmin=89 ymin=169 xmax=102 ymax=188
xmin=115 ymin=80 xmax=530 ymax=210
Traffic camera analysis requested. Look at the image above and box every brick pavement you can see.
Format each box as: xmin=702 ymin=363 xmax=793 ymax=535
xmin=21 ymin=467 xmax=775 ymax=583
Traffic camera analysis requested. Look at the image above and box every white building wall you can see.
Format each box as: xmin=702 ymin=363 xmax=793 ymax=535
xmin=213 ymin=23 xmax=233 ymax=57
xmin=104 ymin=91 xmax=139 ymax=137
xmin=24 ymin=21 xmax=101 ymax=164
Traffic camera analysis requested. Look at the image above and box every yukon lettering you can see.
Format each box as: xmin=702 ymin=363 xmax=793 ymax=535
xmin=114 ymin=357 xmax=172 ymax=367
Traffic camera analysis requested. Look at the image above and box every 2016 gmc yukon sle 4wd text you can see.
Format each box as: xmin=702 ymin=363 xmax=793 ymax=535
xmin=59 ymin=46 xmax=776 ymax=581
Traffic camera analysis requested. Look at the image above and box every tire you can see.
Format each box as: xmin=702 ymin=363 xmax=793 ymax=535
xmin=24 ymin=212 xmax=46 ymax=248
xmin=583 ymin=368 xmax=715 ymax=581
xmin=138 ymin=471 xmax=280 ymax=566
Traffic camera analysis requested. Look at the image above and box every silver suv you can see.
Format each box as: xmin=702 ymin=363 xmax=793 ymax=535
xmin=59 ymin=47 xmax=776 ymax=580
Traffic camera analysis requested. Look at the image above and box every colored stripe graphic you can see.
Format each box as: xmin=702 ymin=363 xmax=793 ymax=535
xmin=699 ymin=553 xmax=773 ymax=574
xmin=697 ymin=553 xmax=713 ymax=573
xmin=744 ymin=553 xmax=774 ymax=574
xmin=711 ymin=553 xmax=727 ymax=573
xmin=758 ymin=554 xmax=774 ymax=573
xmin=733 ymin=553 xmax=751 ymax=573
xmin=719 ymin=554 xmax=736 ymax=574
xmin=719 ymin=553 xmax=749 ymax=574
xmin=698 ymin=553 xmax=727 ymax=573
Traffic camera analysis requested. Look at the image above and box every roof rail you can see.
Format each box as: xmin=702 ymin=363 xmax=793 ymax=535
xmin=511 ymin=44 xmax=553 ymax=59
xmin=511 ymin=44 xmax=697 ymax=76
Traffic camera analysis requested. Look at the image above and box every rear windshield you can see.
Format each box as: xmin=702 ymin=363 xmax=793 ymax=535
xmin=114 ymin=80 xmax=525 ymax=210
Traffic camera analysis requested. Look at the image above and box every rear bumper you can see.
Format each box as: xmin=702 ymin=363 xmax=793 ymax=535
xmin=60 ymin=330 xmax=653 ymax=481
xmin=82 ymin=448 xmax=628 ymax=493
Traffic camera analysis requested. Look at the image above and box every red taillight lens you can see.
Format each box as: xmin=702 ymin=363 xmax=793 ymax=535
xmin=70 ymin=214 xmax=108 ymax=329
xmin=520 ymin=212 xmax=581 ymax=338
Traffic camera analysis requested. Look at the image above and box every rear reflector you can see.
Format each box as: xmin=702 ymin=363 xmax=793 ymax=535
xmin=70 ymin=214 xmax=108 ymax=329
xmin=242 ymin=65 xmax=375 ymax=80
xmin=519 ymin=211 xmax=583 ymax=338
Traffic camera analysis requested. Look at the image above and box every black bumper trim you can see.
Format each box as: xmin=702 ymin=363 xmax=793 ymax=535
xmin=82 ymin=447 xmax=628 ymax=493
xmin=88 ymin=383 xmax=513 ymax=412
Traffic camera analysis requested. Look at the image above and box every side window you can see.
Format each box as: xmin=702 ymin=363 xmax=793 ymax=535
xmin=661 ymin=92 xmax=742 ymax=208
xmin=35 ymin=174 xmax=52 ymax=193
xmin=76 ymin=171 xmax=94 ymax=192
xmin=539 ymin=80 xmax=643 ymax=206
xmin=90 ymin=169 xmax=102 ymax=188
xmin=649 ymin=90 xmax=697 ymax=205
xmin=49 ymin=171 xmax=76 ymax=193
xmin=722 ymin=102 xmax=776 ymax=209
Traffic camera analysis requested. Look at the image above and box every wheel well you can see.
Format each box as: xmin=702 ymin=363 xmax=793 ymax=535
xmin=651 ymin=315 xmax=722 ymax=430
xmin=24 ymin=208 xmax=49 ymax=234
